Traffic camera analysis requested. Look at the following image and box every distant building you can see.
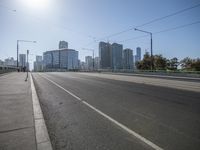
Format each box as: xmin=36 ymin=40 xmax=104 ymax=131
xmin=43 ymin=48 xmax=78 ymax=70
xmin=34 ymin=56 xmax=43 ymax=72
xmin=65 ymin=49 xmax=78 ymax=70
xmin=111 ymin=43 xmax=123 ymax=70
xmin=94 ymin=57 xmax=100 ymax=70
xmin=78 ymin=59 xmax=81 ymax=70
xmin=43 ymin=51 xmax=53 ymax=69
xmin=123 ymin=49 xmax=133 ymax=69
xmin=4 ymin=57 xmax=15 ymax=66
xmin=99 ymin=42 xmax=112 ymax=69
xmin=80 ymin=61 xmax=86 ymax=70
xmin=52 ymin=50 xmax=60 ymax=68
xmin=36 ymin=55 xmax=42 ymax=62
xmin=59 ymin=41 xmax=68 ymax=49
xmin=0 ymin=60 xmax=4 ymax=66
xmin=135 ymin=47 xmax=141 ymax=63
xmin=99 ymin=42 xmax=124 ymax=70
xmin=85 ymin=56 xmax=93 ymax=70
xmin=19 ymin=54 xmax=26 ymax=68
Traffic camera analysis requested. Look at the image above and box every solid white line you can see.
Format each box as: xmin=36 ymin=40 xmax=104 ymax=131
xmin=39 ymin=73 xmax=164 ymax=150
xmin=30 ymin=73 xmax=53 ymax=150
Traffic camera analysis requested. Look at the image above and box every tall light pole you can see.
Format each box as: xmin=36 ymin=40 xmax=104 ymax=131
xmin=25 ymin=50 xmax=29 ymax=81
xmin=17 ymin=40 xmax=36 ymax=69
xmin=134 ymin=28 xmax=153 ymax=70
xmin=82 ymin=48 xmax=95 ymax=71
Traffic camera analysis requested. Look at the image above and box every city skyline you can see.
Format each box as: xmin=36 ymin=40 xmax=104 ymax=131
xmin=0 ymin=0 xmax=200 ymax=69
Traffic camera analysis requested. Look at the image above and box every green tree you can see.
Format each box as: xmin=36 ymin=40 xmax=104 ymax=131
xmin=191 ymin=58 xmax=200 ymax=71
xmin=180 ymin=57 xmax=193 ymax=70
xmin=180 ymin=57 xmax=200 ymax=71
xmin=136 ymin=52 xmax=152 ymax=70
xmin=153 ymin=55 xmax=167 ymax=70
xmin=167 ymin=57 xmax=179 ymax=70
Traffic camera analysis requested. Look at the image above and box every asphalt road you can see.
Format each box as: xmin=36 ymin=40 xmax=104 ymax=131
xmin=32 ymin=72 xmax=200 ymax=150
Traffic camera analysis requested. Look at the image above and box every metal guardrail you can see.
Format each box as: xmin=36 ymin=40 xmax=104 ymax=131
xmin=0 ymin=65 xmax=17 ymax=74
xmin=79 ymin=69 xmax=200 ymax=78
xmin=32 ymin=67 xmax=200 ymax=78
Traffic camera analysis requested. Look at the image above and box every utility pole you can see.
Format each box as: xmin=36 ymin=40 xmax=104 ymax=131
xmin=25 ymin=50 xmax=29 ymax=81
xmin=17 ymin=40 xmax=19 ymax=69
xmin=135 ymin=28 xmax=153 ymax=70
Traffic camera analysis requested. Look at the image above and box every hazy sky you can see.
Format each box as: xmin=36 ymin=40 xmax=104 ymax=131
xmin=0 ymin=0 xmax=200 ymax=68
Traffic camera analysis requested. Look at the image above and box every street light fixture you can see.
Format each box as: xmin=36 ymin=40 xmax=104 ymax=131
xmin=17 ymin=40 xmax=36 ymax=69
xmin=134 ymin=28 xmax=153 ymax=70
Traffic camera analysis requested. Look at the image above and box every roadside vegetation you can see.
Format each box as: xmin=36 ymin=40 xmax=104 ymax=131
xmin=136 ymin=52 xmax=200 ymax=72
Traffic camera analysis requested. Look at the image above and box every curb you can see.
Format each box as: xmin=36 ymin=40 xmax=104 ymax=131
xmin=30 ymin=73 xmax=53 ymax=150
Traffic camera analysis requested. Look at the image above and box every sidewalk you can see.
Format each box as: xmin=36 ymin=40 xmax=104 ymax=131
xmin=0 ymin=72 xmax=36 ymax=150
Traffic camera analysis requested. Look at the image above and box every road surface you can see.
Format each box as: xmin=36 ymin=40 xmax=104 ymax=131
xmin=32 ymin=72 xmax=200 ymax=150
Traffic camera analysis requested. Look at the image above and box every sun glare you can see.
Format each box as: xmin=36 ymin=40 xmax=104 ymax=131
xmin=20 ymin=0 xmax=49 ymax=11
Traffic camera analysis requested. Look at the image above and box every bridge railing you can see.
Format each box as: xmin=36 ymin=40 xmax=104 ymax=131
xmin=0 ymin=65 xmax=17 ymax=74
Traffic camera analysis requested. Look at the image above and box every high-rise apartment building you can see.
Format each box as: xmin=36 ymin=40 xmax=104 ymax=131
xmin=94 ymin=57 xmax=100 ymax=70
xmin=111 ymin=43 xmax=123 ymax=70
xmin=135 ymin=47 xmax=141 ymax=63
xmin=59 ymin=41 xmax=68 ymax=49
xmin=99 ymin=42 xmax=112 ymax=69
xmin=123 ymin=49 xmax=133 ymax=69
xmin=19 ymin=54 xmax=26 ymax=67
xmin=99 ymin=42 xmax=124 ymax=70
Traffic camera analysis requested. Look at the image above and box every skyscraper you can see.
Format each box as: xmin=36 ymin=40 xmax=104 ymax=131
xmin=135 ymin=47 xmax=141 ymax=63
xmin=34 ymin=56 xmax=43 ymax=72
xmin=19 ymin=54 xmax=26 ymax=68
xmin=123 ymin=49 xmax=133 ymax=69
xmin=59 ymin=41 xmax=68 ymax=49
xmin=99 ymin=42 xmax=112 ymax=69
xmin=111 ymin=43 xmax=123 ymax=70
xmin=94 ymin=57 xmax=100 ymax=70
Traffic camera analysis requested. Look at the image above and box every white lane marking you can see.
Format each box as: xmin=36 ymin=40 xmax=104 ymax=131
xmin=30 ymin=73 xmax=53 ymax=150
xmin=39 ymin=73 xmax=164 ymax=150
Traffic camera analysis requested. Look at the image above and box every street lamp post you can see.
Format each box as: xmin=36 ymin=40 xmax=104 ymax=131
xmin=134 ymin=28 xmax=153 ymax=70
xmin=25 ymin=50 xmax=29 ymax=81
xmin=16 ymin=40 xmax=36 ymax=70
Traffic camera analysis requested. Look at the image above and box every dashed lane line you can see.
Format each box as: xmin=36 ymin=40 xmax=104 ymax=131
xmin=39 ymin=73 xmax=164 ymax=150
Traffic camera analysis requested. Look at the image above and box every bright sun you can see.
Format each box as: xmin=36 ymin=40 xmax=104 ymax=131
xmin=20 ymin=0 xmax=49 ymax=11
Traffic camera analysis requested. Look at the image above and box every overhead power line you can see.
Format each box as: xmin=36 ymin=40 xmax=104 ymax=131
xmin=96 ymin=3 xmax=200 ymax=41
xmin=118 ymin=20 xmax=200 ymax=43
xmin=136 ymin=3 xmax=200 ymax=28
xmin=154 ymin=20 xmax=200 ymax=34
